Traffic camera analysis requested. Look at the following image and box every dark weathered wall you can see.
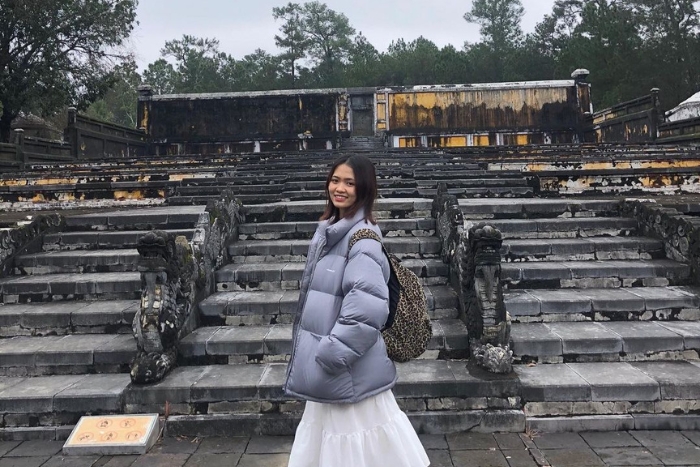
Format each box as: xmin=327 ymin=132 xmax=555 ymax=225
xmin=384 ymin=86 xmax=582 ymax=134
xmin=66 ymin=110 xmax=147 ymax=159
xmin=145 ymin=93 xmax=341 ymax=143
xmin=658 ymin=116 xmax=700 ymax=145
xmin=589 ymin=91 xmax=660 ymax=143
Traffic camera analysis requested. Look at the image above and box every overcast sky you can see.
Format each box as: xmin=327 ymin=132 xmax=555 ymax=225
xmin=130 ymin=0 xmax=556 ymax=70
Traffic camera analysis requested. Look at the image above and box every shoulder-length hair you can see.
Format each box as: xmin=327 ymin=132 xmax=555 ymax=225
xmin=321 ymin=154 xmax=377 ymax=224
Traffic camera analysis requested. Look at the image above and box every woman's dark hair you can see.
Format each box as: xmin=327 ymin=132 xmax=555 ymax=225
xmin=321 ymin=154 xmax=377 ymax=224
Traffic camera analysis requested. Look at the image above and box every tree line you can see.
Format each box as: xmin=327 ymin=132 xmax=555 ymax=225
xmin=1 ymin=0 xmax=699 ymax=140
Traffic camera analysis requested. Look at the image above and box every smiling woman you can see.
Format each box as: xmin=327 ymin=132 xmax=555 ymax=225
xmin=283 ymin=154 xmax=429 ymax=467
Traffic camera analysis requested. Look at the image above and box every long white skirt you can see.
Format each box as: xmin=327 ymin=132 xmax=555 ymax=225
xmin=288 ymin=390 xmax=430 ymax=467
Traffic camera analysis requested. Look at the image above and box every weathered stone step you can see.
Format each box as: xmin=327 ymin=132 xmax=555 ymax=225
xmin=502 ymin=237 xmax=664 ymax=262
xmin=525 ymin=414 xmax=700 ymax=433
xmin=516 ymin=361 xmax=700 ymax=415
xmin=123 ymin=360 xmax=520 ymax=417
xmin=229 ymin=236 xmax=442 ymax=262
xmin=470 ymin=217 xmax=637 ymax=239
xmin=0 ymin=300 xmax=138 ymax=336
xmin=239 ymin=218 xmax=436 ymax=241
xmin=0 ymin=334 xmax=135 ymax=376
xmin=0 ymin=373 xmax=132 ymax=423
xmin=242 ymin=199 xmax=432 ymax=223
xmin=215 ymin=258 xmax=449 ymax=292
xmin=0 ymin=272 xmax=141 ymax=303
xmin=64 ymin=206 xmax=205 ymax=231
xmin=43 ymin=229 xmax=194 ymax=251
xmin=502 ymin=259 xmax=690 ymax=289
xmin=511 ymin=321 xmax=700 ymax=362
xmin=180 ymin=319 xmax=469 ymax=363
xmin=15 ymin=249 xmax=139 ymax=274
xmin=199 ymin=285 xmax=459 ymax=325
xmin=505 ymin=286 xmax=700 ymax=322
xmin=459 ymin=198 xmax=621 ymax=219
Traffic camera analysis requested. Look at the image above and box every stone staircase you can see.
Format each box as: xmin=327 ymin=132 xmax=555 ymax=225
xmin=2 ymin=151 xmax=700 ymax=439
xmin=0 ymin=206 xmax=204 ymax=435
xmin=460 ymin=198 xmax=700 ymax=432
xmin=341 ymin=136 xmax=386 ymax=151
xmin=161 ymin=198 xmax=524 ymax=436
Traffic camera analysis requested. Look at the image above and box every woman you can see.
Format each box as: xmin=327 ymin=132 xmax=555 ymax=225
xmin=284 ymin=154 xmax=430 ymax=467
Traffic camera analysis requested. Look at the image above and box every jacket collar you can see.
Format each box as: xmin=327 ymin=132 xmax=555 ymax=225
xmin=323 ymin=208 xmax=366 ymax=249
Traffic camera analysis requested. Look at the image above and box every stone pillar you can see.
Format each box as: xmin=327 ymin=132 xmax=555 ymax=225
xmin=13 ymin=128 xmax=26 ymax=169
xmin=137 ymin=85 xmax=154 ymax=134
xmin=651 ymin=88 xmax=661 ymax=141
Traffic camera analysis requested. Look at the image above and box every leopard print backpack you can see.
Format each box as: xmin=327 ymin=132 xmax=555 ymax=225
xmin=349 ymin=229 xmax=432 ymax=362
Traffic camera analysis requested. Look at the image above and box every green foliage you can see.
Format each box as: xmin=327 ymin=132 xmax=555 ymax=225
xmin=85 ymin=61 xmax=140 ymax=127
xmin=0 ymin=0 xmax=138 ymax=141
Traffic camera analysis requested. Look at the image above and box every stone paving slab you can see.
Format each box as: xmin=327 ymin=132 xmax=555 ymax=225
xmin=5 ymin=431 xmax=684 ymax=467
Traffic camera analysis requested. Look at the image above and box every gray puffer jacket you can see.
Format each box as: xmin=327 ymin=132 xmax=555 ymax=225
xmin=283 ymin=208 xmax=396 ymax=404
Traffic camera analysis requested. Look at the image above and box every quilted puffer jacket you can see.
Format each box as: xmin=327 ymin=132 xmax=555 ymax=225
xmin=283 ymin=208 xmax=396 ymax=404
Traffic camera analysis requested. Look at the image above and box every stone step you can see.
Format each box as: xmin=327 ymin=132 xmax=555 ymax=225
xmin=505 ymin=286 xmax=700 ymax=322
xmin=502 ymin=259 xmax=690 ymax=289
xmin=0 ymin=272 xmax=141 ymax=303
xmin=511 ymin=321 xmax=700 ymax=362
xmin=525 ymin=414 xmax=700 ymax=433
xmin=0 ymin=373 xmax=132 ymax=424
xmin=502 ymin=237 xmax=664 ymax=262
xmin=0 ymin=300 xmax=138 ymax=336
xmin=215 ymin=258 xmax=449 ymax=292
xmin=241 ymin=199 xmax=433 ymax=223
xmin=42 ymin=229 xmax=194 ymax=251
xmin=180 ymin=319 xmax=469 ymax=364
xmin=122 ymin=360 xmax=521 ymax=417
xmin=468 ymin=217 xmax=638 ymax=239
xmin=200 ymin=285 xmax=459 ymax=325
xmin=64 ymin=206 xmax=205 ymax=231
xmin=239 ymin=218 xmax=436 ymax=241
xmin=4 ymin=360 xmax=700 ymax=433
xmin=0 ymin=334 xmax=135 ymax=376
xmin=176 ymin=177 xmax=530 ymax=195
xmin=0 ymin=361 xmax=524 ymax=433
xmin=516 ymin=361 xmax=700 ymax=417
xmin=15 ymin=249 xmax=139 ymax=274
xmin=459 ymin=198 xmax=621 ymax=219
xmin=229 ymin=237 xmax=442 ymax=262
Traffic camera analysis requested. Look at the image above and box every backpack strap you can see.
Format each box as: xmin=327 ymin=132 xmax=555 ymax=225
xmin=348 ymin=228 xmax=382 ymax=252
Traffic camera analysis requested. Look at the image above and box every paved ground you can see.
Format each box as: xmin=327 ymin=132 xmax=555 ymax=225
xmin=1 ymin=431 xmax=699 ymax=466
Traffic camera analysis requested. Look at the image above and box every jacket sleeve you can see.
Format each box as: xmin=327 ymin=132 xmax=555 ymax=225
xmin=315 ymin=238 xmax=390 ymax=374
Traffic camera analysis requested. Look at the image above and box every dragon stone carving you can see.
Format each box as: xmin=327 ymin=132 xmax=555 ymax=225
xmin=131 ymin=190 xmax=242 ymax=384
xmin=462 ymin=224 xmax=513 ymax=374
xmin=131 ymin=231 xmax=193 ymax=384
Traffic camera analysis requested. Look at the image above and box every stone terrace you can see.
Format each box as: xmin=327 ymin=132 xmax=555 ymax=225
xmin=1 ymin=146 xmax=700 ymax=440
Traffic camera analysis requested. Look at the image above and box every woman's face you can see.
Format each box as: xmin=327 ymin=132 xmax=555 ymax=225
xmin=328 ymin=163 xmax=357 ymax=217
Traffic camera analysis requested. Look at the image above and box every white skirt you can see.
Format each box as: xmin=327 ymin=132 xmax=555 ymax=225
xmin=288 ymin=390 xmax=430 ymax=467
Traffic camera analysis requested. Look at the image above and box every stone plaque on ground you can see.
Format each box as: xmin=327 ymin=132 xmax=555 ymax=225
xmin=63 ymin=414 xmax=160 ymax=456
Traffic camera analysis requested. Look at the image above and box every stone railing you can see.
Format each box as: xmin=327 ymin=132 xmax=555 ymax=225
xmin=621 ymin=200 xmax=700 ymax=285
xmin=131 ymin=190 xmax=243 ymax=384
xmin=0 ymin=214 xmax=64 ymax=277
xmin=432 ymin=184 xmax=513 ymax=373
